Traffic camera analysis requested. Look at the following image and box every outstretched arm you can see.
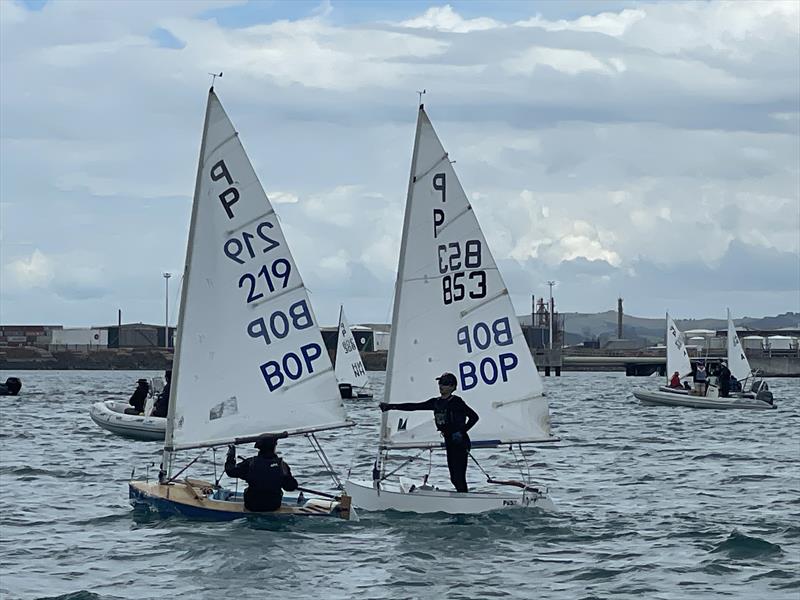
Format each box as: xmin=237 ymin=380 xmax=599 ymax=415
xmin=379 ymin=398 xmax=436 ymax=412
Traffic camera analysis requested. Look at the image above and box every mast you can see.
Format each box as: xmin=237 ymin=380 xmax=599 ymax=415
xmin=162 ymin=88 xmax=215 ymax=476
xmin=379 ymin=104 xmax=426 ymax=454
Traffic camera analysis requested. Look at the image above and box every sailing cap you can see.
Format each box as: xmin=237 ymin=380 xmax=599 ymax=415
xmin=254 ymin=434 xmax=279 ymax=450
xmin=436 ymin=372 xmax=458 ymax=387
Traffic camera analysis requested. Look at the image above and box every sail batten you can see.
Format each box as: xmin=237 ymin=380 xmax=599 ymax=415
xmin=165 ymin=89 xmax=348 ymax=453
xmin=383 ymin=107 xmax=551 ymax=447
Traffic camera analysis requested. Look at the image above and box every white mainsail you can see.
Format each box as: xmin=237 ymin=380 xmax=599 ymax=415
xmin=334 ymin=306 xmax=369 ymax=389
xmin=381 ymin=107 xmax=553 ymax=449
xmin=165 ymin=89 xmax=348 ymax=452
xmin=727 ymin=308 xmax=752 ymax=381
xmin=666 ymin=312 xmax=692 ymax=381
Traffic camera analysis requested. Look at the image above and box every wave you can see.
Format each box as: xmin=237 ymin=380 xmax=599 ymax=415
xmin=710 ymin=530 xmax=784 ymax=559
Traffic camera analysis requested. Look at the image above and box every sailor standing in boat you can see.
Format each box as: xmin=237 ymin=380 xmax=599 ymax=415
xmin=380 ymin=372 xmax=479 ymax=493
xmin=225 ymin=435 xmax=299 ymax=512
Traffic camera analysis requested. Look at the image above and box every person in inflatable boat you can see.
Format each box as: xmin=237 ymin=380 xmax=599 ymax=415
xmin=150 ymin=370 xmax=171 ymax=418
xmin=124 ymin=379 xmax=149 ymax=415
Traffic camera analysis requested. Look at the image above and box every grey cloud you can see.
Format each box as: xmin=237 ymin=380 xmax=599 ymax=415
xmin=1 ymin=1 xmax=797 ymax=327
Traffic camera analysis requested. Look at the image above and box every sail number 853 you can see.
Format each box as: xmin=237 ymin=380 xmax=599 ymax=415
xmin=439 ymin=240 xmax=486 ymax=305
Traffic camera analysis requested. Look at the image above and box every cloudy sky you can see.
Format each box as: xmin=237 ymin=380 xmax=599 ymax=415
xmin=1 ymin=0 xmax=798 ymax=329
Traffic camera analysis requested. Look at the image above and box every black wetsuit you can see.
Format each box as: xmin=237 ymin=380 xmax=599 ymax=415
xmin=225 ymin=450 xmax=299 ymax=512
xmin=718 ymin=365 xmax=731 ymax=398
xmin=386 ymin=395 xmax=479 ymax=492
xmin=151 ymin=383 xmax=169 ymax=418
xmin=126 ymin=384 xmax=148 ymax=414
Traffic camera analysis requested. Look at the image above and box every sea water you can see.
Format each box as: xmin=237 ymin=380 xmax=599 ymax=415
xmin=0 ymin=370 xmax=797 ymax=599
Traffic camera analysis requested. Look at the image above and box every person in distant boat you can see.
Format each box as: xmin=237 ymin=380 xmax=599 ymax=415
xmin=150 ymin=370 xmax=171 ymax=418
xmin=124 ymin=379 xmax=149 ymax=415
xmin=225 ymin=435 xmax=299 ymax=512
xmin=693 ymin=363 xmax=708 ymax=396
xmin=682 ymin=381 xmax=692 ymax=391
xmin=0 ymin=377 xmax=22 ymax=396
xmin=729 ymin=374 xmax=741 ymax=393
xmin=668 ymin=371 xmax=682 ymax=388
xmin=379 ymin=372 xmax=479 ymax=493
xmin=718 ymin=361 xmax=732 ymax=398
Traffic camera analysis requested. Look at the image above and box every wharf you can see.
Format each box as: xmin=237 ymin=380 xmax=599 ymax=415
xmin=1 ymin=346 xmax=797 ymax=377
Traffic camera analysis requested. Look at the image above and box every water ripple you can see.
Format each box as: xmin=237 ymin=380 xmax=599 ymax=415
xmin=0 ymin=370 xmax=797 ymax=600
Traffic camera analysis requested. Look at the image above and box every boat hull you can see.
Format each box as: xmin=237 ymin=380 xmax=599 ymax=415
xmin=658 ymin=385 xmax=690 ymax=395
xmin=129 ymin=479 xmax=353 ymax=520
xmin=344 ymin=478 xmax=555 ymax=514
xmin=633 ymin=389 xmax=776 ymax=410
xmin=90 ymin=400 xmax=166 ymax=441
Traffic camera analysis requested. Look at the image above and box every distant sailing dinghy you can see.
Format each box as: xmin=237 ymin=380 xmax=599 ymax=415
xmin=129 ymin=88 xmax=356 ymax=520
xmin=334 ymin=306 xmax=373 ymax=399
xmin=344 ymin=105 xmax=558 ymax=514
xmin=657 ymin=312 xmax=692 ymax=395
xmin=634 ymin=308 xmax=775 ymax=410
xmin=726 ymin=308 xmax=774 ymax=402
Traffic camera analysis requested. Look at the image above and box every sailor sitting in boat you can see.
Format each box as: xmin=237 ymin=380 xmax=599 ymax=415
xmin=668 ymin=371 xmax=682 ymax=388
xmin=124 ymin=379 xmax=149 ymax=415
xmin=150 ymin=370 xmax=171 ymax=418
xmin=379 ymin=372 xmax=479 ymax=493
xmin=225 ymin=435 xmax=299 ymax=512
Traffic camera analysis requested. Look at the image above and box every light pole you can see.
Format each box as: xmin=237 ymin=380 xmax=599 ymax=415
xmin=546 ymin=281 xmax=556 ymax=351
xmin=163 ymin=272 xmax=172 ymax=348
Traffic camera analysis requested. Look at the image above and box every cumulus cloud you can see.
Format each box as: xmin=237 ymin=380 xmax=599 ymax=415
xmin=0 ymin=0 xmax=797 ymax=326
xmin=399 ymin=5 xmax=501 ymax=33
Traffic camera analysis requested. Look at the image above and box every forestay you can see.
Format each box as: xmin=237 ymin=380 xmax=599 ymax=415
xmin=666 ymin=312 xmax=692 ymax=381
xmin=334 ymin=306 xmax=369 ymax=389
xmin=727 ymin=309 xmax=752 ymax=381
xmin=382 ymin=107 xmax=553 ymax=449
xmin=166 ymin=89 xmax=348 ymax=451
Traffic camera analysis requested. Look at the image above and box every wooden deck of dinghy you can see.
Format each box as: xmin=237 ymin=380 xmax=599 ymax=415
xmin=129 ymin=479 xmax=352 ymax=519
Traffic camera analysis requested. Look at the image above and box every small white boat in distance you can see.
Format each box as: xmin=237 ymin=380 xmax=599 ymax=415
xmin=633 ymin=387 xmax=776 ymax=410
xmin=90 ymin=376 xmax=166 ymax=441
xmin=90 ymin=400 xmax=166 ymax=441
xmin=334 ymin=305 xmax=373 ymax=399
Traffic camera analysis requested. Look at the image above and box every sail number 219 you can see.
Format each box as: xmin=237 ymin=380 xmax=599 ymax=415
xmin=439 ymin=240 xmax=486 ymax=305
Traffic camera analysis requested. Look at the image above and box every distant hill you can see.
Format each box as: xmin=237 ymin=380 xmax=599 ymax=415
xmin=552 ymin=311 xmax=800 ymax=343
xmin=359 ymin=312 xmax=800 ymax=344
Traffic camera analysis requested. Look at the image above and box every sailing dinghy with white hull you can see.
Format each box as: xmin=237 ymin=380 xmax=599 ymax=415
xmin=334 ymin=305 xmax=373 ymax=399
xmin=344 ymin=105 xmax=558 ymax=514
xmin=129 ymin=88 xmax=355 ymax=520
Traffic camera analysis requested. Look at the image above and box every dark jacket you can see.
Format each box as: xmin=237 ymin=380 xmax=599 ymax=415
xmin=151 ymin=382 xmax=169 ymax=418
xmin=128 ymin=384 xmax=148 ymax=413
xmin=225 ymin=450 xmax=298 ymax=512
xmin=387 ymin=394 xmax=479 ymax=445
